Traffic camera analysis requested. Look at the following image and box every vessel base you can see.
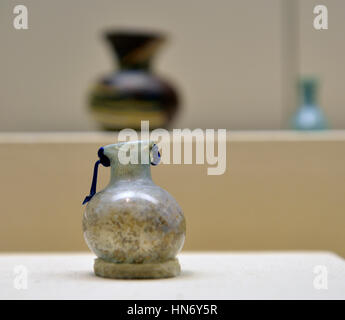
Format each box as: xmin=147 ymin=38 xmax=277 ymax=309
xmin=94 ymin=258 xmax=181 ymax=279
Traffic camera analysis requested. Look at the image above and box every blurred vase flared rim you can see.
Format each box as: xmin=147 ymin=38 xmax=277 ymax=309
xmin=104 ymin=29 xmax=167 ymax=42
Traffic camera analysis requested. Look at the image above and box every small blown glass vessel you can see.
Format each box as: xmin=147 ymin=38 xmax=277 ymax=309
xmin=291 ymin=77 xmax=328 ymax=130
xmin=82 ymin=141 xmax=185 ymax=279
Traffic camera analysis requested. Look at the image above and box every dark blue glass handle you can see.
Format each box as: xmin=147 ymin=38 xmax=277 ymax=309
xmin=82 ymin=147 xmax=110 ymax=205
xmin=150 ymin=144 xmax=161 ymax=166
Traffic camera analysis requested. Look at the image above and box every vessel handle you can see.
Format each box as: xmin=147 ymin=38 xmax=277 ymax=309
xmin=82 ymin=147 xmax=110 ymax=205
xmin=150 ymin=144 xmax=161 ymax=166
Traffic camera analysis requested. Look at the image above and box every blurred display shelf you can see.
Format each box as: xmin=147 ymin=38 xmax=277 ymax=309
xmin=0 ymin=131 xmax=344 ymax=256
xmin=1 ymin=252 xmax=345 ymax=299
xmin=0 ymin=130 xmax=345 ymax=143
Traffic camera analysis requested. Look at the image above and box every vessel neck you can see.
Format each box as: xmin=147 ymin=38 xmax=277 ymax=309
xmin=118 ymin=61 xmax=152 ymax=71
xmin=103 ymin=141 xmax=154 ymax=186
xmin=109 ymin=162 xmax=153 ymax=186
xmin=301 ymin=80 xmax=317 ymax=106
xmin=105 ymin=32 xmax=163 ymax=73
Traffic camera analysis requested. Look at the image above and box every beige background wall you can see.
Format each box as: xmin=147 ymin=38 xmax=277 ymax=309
xmin=0 ymin=132 xmax=344 ymax=257
xmin=3 ymin=0 xmax=343 ymax=131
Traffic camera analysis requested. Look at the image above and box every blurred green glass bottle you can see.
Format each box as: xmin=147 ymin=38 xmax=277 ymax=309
xmin=291 ymin=78 xmax=328 ymax=130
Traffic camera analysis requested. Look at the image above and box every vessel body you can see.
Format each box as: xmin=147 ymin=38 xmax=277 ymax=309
xmin=83 ymin=179 xmax=185 ymax=264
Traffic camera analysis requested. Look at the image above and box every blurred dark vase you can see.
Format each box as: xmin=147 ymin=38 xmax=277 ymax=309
xmin=89 ymin=30 xmax=179 ymax=130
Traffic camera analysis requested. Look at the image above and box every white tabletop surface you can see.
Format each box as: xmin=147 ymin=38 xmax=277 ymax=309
xmin=1 ymin=252 xmax=345 ymax=300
